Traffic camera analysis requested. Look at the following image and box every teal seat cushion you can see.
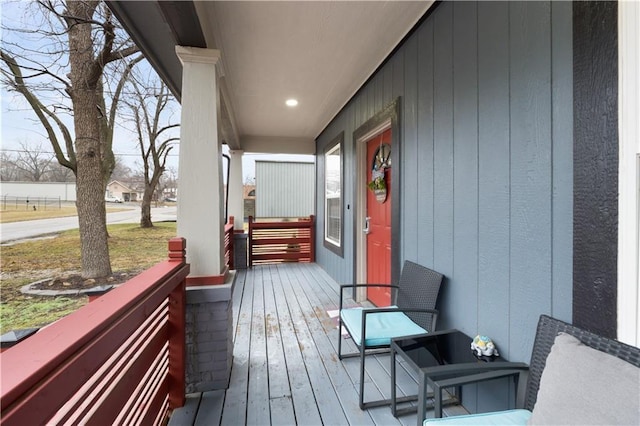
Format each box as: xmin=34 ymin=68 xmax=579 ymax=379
xmin=423 ymin=409 xmax=531 ymax=425
xmin=340 ymin=306 xmax=428 ymax=347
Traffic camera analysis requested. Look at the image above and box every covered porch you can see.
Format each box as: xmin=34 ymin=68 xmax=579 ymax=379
xmin=2 ymin=0 xmax=638 ymax=424
xmin=97 ymin=0 xmax=640 ymax=421
xmin=102 ymin=0 xmax=639 ymax=361
xmin=169 ymin=263 xmax=468 ymax=426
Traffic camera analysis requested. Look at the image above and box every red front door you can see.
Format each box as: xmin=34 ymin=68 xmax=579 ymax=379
xmin=366 ymin=129 xmax=392 ymax=306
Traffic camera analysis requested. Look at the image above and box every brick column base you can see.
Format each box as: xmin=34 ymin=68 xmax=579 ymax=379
xmin=184 ymin=271 xmax=236 ymax=392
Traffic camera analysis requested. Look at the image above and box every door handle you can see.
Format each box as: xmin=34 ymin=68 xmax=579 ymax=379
xmin=363 ymin=216 xmax=371 ymax=235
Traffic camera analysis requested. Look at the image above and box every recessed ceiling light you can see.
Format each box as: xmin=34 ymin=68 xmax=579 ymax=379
xmin=285 ymin=99 xmax=298 ymax=107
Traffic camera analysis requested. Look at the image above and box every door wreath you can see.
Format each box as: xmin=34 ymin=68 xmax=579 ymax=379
xmin=367 ymin=143 xmax=391 ymax=203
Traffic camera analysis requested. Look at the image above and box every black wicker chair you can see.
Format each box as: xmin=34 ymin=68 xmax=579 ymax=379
xmin=424 ymin=314 xmax=640 ymax=424
xmin=338 ymin=260 xmax=444 ymax=409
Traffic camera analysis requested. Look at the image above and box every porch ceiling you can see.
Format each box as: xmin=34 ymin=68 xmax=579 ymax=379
xmin=107 ymin=1 xmax=434 ymax=153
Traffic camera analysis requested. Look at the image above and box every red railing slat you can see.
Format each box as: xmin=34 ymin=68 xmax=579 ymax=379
xmin=0 ymin=237 xmax=190 ymax=425
xmin=248 ymin=216 xmax=315 ymax=266
xmin=224 ymin=216 xmax=235 ymax=270
xmin=50 ymin=303 xmax=169 ymax=424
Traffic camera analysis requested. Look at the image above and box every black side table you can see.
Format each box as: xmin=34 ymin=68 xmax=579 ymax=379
xmin=390 ymin=330 xmax=528 ymax=426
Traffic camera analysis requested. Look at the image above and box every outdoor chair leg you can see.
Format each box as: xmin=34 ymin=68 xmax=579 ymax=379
xmin=358 ymin=345 xmax=419 ymax=410
xmin=359 ymin=345 xmax=366 ymax=409
xmin=338 ymin=321 xmax=343 ymax=359
xmin=337 ymin=320 xmax=362 ymax=360
xmin=358 ymin=344 xmax=392 ymax=409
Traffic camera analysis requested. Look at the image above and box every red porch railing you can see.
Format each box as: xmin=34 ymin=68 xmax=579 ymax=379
xmin=248 ymin=215 xmax=315 ymax=266
xmin=224 ymin=216 xmax=235 ymax=270
xmin=0 ymin=238 xmax=190 ymax=425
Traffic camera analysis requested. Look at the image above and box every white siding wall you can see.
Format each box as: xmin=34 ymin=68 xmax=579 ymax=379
xmin=256 ymin=161 xmax=315 ymax=218
xmin=0 ymin=182 xmax=77 ymax=201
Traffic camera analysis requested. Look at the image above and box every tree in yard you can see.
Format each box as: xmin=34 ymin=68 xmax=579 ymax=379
xmin=12 ymin=140 xmax=55 ymax=182
xmin=48 ymin=160 xmax=76 ymax=182
xmin=125 ymin=76 xmax=179 ymax=228
xmin=1 ymin=1 xmax=141 ymax=278
xmin=0 ymin=151 xmax=21 ymax=181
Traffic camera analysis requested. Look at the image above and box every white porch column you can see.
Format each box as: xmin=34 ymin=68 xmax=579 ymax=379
xmin=228 ymin=150 xmax=245 ymax=230
xmin=176 ymin=46 xmax=225 ymax=281
xmin=618 ymin=0 xmax=640 ymax=347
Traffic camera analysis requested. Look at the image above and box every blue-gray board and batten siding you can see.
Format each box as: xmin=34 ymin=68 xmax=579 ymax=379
xmin=315 ymin=0 xmax=573 ymax=413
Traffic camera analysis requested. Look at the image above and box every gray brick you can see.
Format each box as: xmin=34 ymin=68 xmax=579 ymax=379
xmin=197 ymin=352 xmax=213 ymax=364
xmin=196 ymin=340 xmax=221 ymax=353
xmin=209 ymin=321 xmax=229 ymax=332
xmin=196 ymin=311 xmax=212 ymax=322
xmin=185 ymin=296 xmax=233 ymax=393
xmin=212 ymin=351 xmax=230 ymax=362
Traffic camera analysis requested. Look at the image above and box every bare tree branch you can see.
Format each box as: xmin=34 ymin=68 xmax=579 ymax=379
xmin=13 ymin=141 xmax=55 ymax=181
xmin=156 ymin=123 xmax=180 ymax=138
xmin=38 ymin=0 xmax=105 ymax=29
xmin=5 ymin=62 xmax=70 ymax=90
xmin=1 ymin=50 xmax=75 ymax=172
xmin=106 ymin=46 xmax=139 ymax=64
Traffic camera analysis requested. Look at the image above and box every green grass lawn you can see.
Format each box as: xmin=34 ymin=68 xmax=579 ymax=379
xmin=0 ymin=222 xmax=177 ymax=333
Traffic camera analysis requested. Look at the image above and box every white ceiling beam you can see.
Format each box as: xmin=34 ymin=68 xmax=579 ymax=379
xmin=219 ymin=77 xmax=241 ymax=150
xmin=240 ymin=136 xmax=315 ymax=155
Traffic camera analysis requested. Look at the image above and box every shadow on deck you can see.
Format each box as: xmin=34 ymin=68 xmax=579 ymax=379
xmin=169 ymin=263 xmax=467 ymax=426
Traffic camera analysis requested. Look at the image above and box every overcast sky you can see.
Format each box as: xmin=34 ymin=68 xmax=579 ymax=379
xmin=0 ymin=1 xmax=314 ymax=183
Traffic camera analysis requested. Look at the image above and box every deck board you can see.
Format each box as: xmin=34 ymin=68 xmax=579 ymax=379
xmin=264 ymin=266 xmax=297 ymax=424
xmin=288 ymin=264 xmax=397 ymax=426
xmin=170 ymin=263 xmax=467 ymax=425
xmin=220 ymin=269 xmax=252 ymax=426
xmin=282 ymin=264 xmax=376 ymax=425
xmin=279 ymin=264 xmax=351 ymax=425
xmin=247 ymin=267 xmax=269 ymax=425
xmin=168 ymin=393 xmax=200 ymax=426
xmin=269 ymin=265 xmax=324 ymax=425
xmin=194 ymin=391 xmax=224 ymax=426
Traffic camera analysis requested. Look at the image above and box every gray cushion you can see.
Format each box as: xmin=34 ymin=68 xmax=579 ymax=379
xmin=528 ymin=333 xmax=640 ymax=425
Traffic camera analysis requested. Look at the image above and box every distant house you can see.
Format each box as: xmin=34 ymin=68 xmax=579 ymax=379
xmin=106 ymin=180 xmax=138 ymax=202
xmin=163 ymin=186 xmax=178 ymax=201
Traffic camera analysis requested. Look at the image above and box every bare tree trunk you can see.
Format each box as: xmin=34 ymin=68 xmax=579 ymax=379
xmin=68 ymin=1 xmax=111 ymax=278
xmin=74 ymin=92 xmax=111 ymax=277
xmin=140 ymin=170 xmax=163 ymax=228
xmin=140 ymin=190 xmax=153 ymax=228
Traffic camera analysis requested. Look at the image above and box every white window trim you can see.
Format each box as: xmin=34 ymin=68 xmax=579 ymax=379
xmin=324 ymin=139 xmax=342 ymax=254
xmin=618 ymin=0 xmax=640 ymax=347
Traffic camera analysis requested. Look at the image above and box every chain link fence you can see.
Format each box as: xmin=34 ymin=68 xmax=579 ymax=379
xmin=2 ymin=195 xmax=62 ymax=211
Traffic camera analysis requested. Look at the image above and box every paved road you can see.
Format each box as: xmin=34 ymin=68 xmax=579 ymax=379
xmin=0 ymin=205 xmax=177 ymax=244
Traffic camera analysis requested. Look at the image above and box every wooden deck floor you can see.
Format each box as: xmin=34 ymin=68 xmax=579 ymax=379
xmin=169 ymin=263 xmax=467 ymax=426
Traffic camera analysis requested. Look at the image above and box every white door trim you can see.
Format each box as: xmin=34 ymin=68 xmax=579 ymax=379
xmin=618 ymin=0 xmax=640 ymax=347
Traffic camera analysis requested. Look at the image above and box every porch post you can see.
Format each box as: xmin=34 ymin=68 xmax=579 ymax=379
xmin=175 ymin=46 xmax=226 ymax=282
xmin=228 ymin=150 xmax=245 ymax=230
